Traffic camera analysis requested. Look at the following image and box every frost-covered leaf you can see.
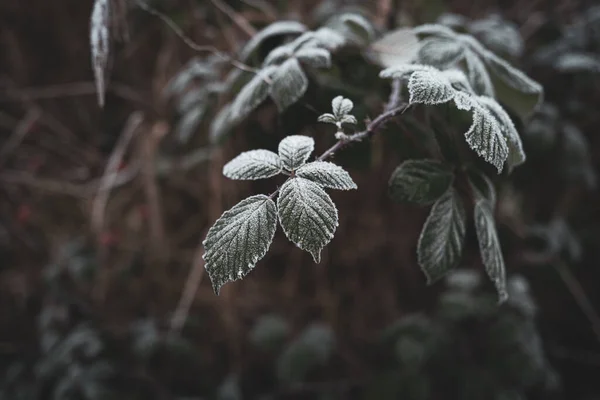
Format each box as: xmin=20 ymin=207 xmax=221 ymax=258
xmin=277 ymin=324 xmax=335 ymax=384
xmin=223 ymin=150 xmax=282 ymax=180
xmin=484 ymin=51 xmax=543 ymax=118
xmin=469 ymin=15 xmax=524 ymax=58
xmin=408 ymin=69 xmax=456 ymax=105
xmin=467 ymin=168 xmax=497 ymax=207
xmin=464 ymin=105 xmax=509 ymax=173
xmin=413 ymin=24 xmax=458 ymax=39
xmin=277 ymin=178 xmax=338 ymax=262
xmin=239 ymin=21 xmax=307 ymax=61
xmin=474 ymin=200 xmax=508 ymax=302
xmin=263 ymin=45 xmax=294 ymax=67
xmin=174 ymin=104 xmax=207 ymax=143
xmin=295 ymin=47 xmax=331 ymax=68
xmin=554 ymin=53 xmax=600 ymax=72
xmin=369 ymin=28 xmax=420 ymax=68
xmin=317 ymin=113 xmax=337 ymax=124
xmin=296 ymin=161 xmax=357 ymax=190
xmin=465 ymin=51 xmax=495 ymax=96
xmin=278 ymin=135 xmax=314 ymax=171
xmin=313 ymin=27 xmax=347 ymax=51
xmin=453 ymin=91 xmax=475 ymax=110
xmin=332 ymin=95 xmax=353 ymax=117
xmin=202 ymin=195 xmax=277 ymax=294
xmin=90 ymin=0 xmax=110 ymax=107
xmin=417 ymin=188 xmax=467 ymax=284
xmin=388 ymin=159 xmax=454 ymax=204
xmin=437 ymin=13 xmax=469 ymax=30
xmin=418 ymin=37 xmax=465 ymax=67
xmin=341 ymin=114 xmax=357 ymax=125
xmin=477 ymin=96 xmax=526 ymax=170
xmin=380 ymin=63 xmax=432 ymax=79
xmin=269 ymin=58 xmax=308 ymax=111
xmin=444 ymin=69 xmax=474 ymax=93
xmin=229 ymin=66 xmax=276 ymax=121
xmin=209 ymin=103 xmax=235 ymax=144
xmin=339 ymin=13 xmax=375 ymax=44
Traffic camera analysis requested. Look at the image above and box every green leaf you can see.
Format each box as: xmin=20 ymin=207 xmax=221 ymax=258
xmin=369 ymin=28 xmax=420 ymax=68
xmin=277 ymin=324 xmax=335 ymax=384
xmin=418 ymin=37 xmax=465 ymax=67
xmin=229 ymin=66 xmax=276 ymax=122
xmin=474 ymin=200 xmax=508 ymax=302
xmin=263 ymin=45 xmax=294 ymax=66
xmin=388 ymin=159 xmax=454 ymax=204
xmin=239 ymin=20 xmax=307 ymax=62
xmin=277 ymin=177 xmax=338 ymax=262
xmin=467 ymin=168 xmax=496 ymax=206
xmin=269 ymin=58 xmax=309 ymax=111
xmin=223 ymin=149 xmax=282 ymax=180
xmin=295 ymin=47 xmax=332 ymax=68
xmin=278 ymin=135 xmax=315 ymax=171
xmin=202 ymin=195 xmax=278 ymax=294
xmin=417 ymin=188 xmax=467 ymax=283
xmin=464 ymin=105 xmax=509 ymax=173
xmin=296 ymin=161 xmax=357 ymax=190
xmin=408 ymin=68 xmax=456 ymax=105
xmin=465 ymin=50 xmax=494 ymax=96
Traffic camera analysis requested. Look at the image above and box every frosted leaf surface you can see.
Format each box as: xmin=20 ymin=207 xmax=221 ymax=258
xmin=269 ymin=58 xmax=308 ymax=111
xmin=474 ymin=200 xmax=508 ymax=302
xmin=413 ymin=24 xmax=457 ymax=39
xmin=464 ymin=105 xmax=509 ymax=173
xmin=388 ymin=159 xmax=454 ymax=204
xmin=465 ymin=51 xmax=495 ymax=96
xmin=418 ymin=37 xmax=464 ymax=67
xmin=90 ymin=0 xmax=110 ymax=107
xmin=277 ymin=178 xmax=338 ymax=263
xmin=477 ymin=96 xmax=526 ymax=170
xmin=239 ymin=21 xmax=307 ymax=62
xmin=331 ymin=96 xmax=353 ymax=117
xmin=408 ymin=69 xmax=455 ymax=105
xmin=202 ymin=195 xmax=278 ymax=294
xmin=229 ymin=66 xmax=276 ymax=121
xmin=379 ymin=63 xmax=433 ymax=79
xmin=296 ymin=161 xmax=357 ymax=190
xmin=223 ymin=150 xmax=282 ymax=180
xmin=313 ymin=27 xmax=347 ymax=51
xmin=417 ymin=188 xmax=467 ymax=283
xmin=467 ymin=168 xmax=497 ymax=207
xmin=369 ymin=28 xmax=420 ymax=68
xmin=295 ymin=47 xmax=332 ymax=68
xmin=278 ymin=135 xmax=315 ymax=171
xmin=317 ymin=113 xmax=337 ymax=124
xmin=209 ymin=103 xmax=234 ymax=144
xmin=263 ymin=45 xmax=294 ymax=67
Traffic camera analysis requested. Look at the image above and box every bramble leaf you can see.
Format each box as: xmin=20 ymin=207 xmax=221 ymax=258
xmin=388 ymin=159 xmax=454 ymax=204
xmin=465 ymin=51 xmax=495 ymax=96
xmin=417 ymin=187 xmax=467 ymax=283
xmin=269 ymin=58 xmax=308 ymax=111
xmin=277 ymin=178 xmax=338 ymax=262
xmin=229 ymin=66 xmax=276 ymax=121
xmin=202 ymin=195 xmax=278 ymax=294
xmin=464 ymin=105 xmax=509 ymax=173
xmin=474 ymin=199 xmax=508 ymax=302
xmin=408 ymin=69 xmax=456 ymax=105
xmin=239 ymin=21 xmax=307 ymax=62
xmin=296 ymin=161 xmax=357 ymax=190
xmin=295 ymin=47 xmax=332 ymax=68
xmin=317 ymin=113 xmax=337 ymax=124
xmin=90 ymin=0 xmax=110 ymax=107
xmin=332 ymin=96 xmax=354 ymax=117
xmin=223 ymin=150 xmax=282 ymax=180
xmin=369 ymin=28 xmax=420 ymax=68
xmin=418 ymin=37 xmax=465 ymax=67
xmin=467 ymin=168 xmax=497 ymax=207
xmin=278 ymin=135 xmax=315 ymax=171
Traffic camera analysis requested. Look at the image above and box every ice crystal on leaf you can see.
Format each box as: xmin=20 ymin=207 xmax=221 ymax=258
xmin=278 ymin=135 xmax=315 ymax=171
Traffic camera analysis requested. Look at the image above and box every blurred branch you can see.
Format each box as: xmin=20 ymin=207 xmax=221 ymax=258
xmin=209 ymin=0 xmax=257 ymax=37
xmin=0 ymin=108 xmax=41 ymax=166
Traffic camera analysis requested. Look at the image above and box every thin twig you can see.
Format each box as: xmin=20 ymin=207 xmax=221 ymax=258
xmin=0 ymin=109 xmax=41 ymax=165
xmin=91 ymin=112 xmax=143 ymax=235
xmin=209 ymin=0 xmax=257 ymax=37
xmin=554 ymin=260 xmax=600 ymax=344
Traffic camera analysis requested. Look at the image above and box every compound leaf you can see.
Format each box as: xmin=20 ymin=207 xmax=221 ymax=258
xmin=202 ymin=195 xmax=277 ymax=294
xmin=388 ymin=159 xmax=454 ymax=204
xmin=277 ymin=178 xmax=338 ymax=263
xmin=278 ymin=135 xmax=315 ymax=171
xmin=464 ymin=106 xmax=509 ymax=173
xmin=474 ymin=200 xmax=508 ymax=302
xmin=223 ymin=149 xmax=282 ymax=180
xmin=417 ymin=188 xmax=467 ymax=283
xmin=296 ymin=161 xmax=357 ymax=190
xmin=269 ymin=58 xmax=308 ymax=111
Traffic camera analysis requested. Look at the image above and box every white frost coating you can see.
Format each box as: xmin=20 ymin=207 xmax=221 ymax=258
xmin=408 ymin=69 xmax=455 ymax=105
xmin=229 ymin=66 xmax=277 ymax=121
xmin=417 ymin=187 xmax=466 ymax=284
xmin=464 ymin=105 xmax=509 ymax=173
xmin=413 ymin=24 xmax=457 ymax=39
xmin=239 ymin=21 xmax=307 ymax=62
xmin=313 ymin=27 xmax=347 ymax=51
xmin=90 ymin=0 xmax=110 ymax=107
xmin=369 ymin=28 xmax=420 ymax=68
xmin=317 ymin=113 xmax=337 ymax=124
xmin=331 ymin=96 xmax=353 ymax=117
xmin=388 ymin=159 xmax=454 ymax=204
xmin=277 ymin=177 xmax=338 ymax=263
xmin=483 ymin=48 xmax=543 ymax=95
xmin=477 ymin=96 xmax=526 ymax=170
xmin=269 ymin=58 xmax=309 ymax=111
xmin=465 ymin=51 xmax=495 ymax=96
xmin=474 ymin=200 xmax=508 ymax=303
xmin=379 ymin=63 xmax=433 ymax=79
xmin=295 ymin=47 xmax=332 ymax=69
xmin=223 ymin=149 xmax=282 ymax=180
xmin=418 ymin=37 xmax=465 ymax=67
xmin=296 ymin=161 xmax=357 ymax=190
xmin=453 ymin=91 xmax=474 ymax=110
xmin=444 ymin=69 xmax=474 ymax=93
xmin=278 ymin=135 xmax=315 ymax=171
xmin=202 ymin=195 xmax=278 ymax=294
xmin=340 ymin=114 xmax=357 ymax=125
